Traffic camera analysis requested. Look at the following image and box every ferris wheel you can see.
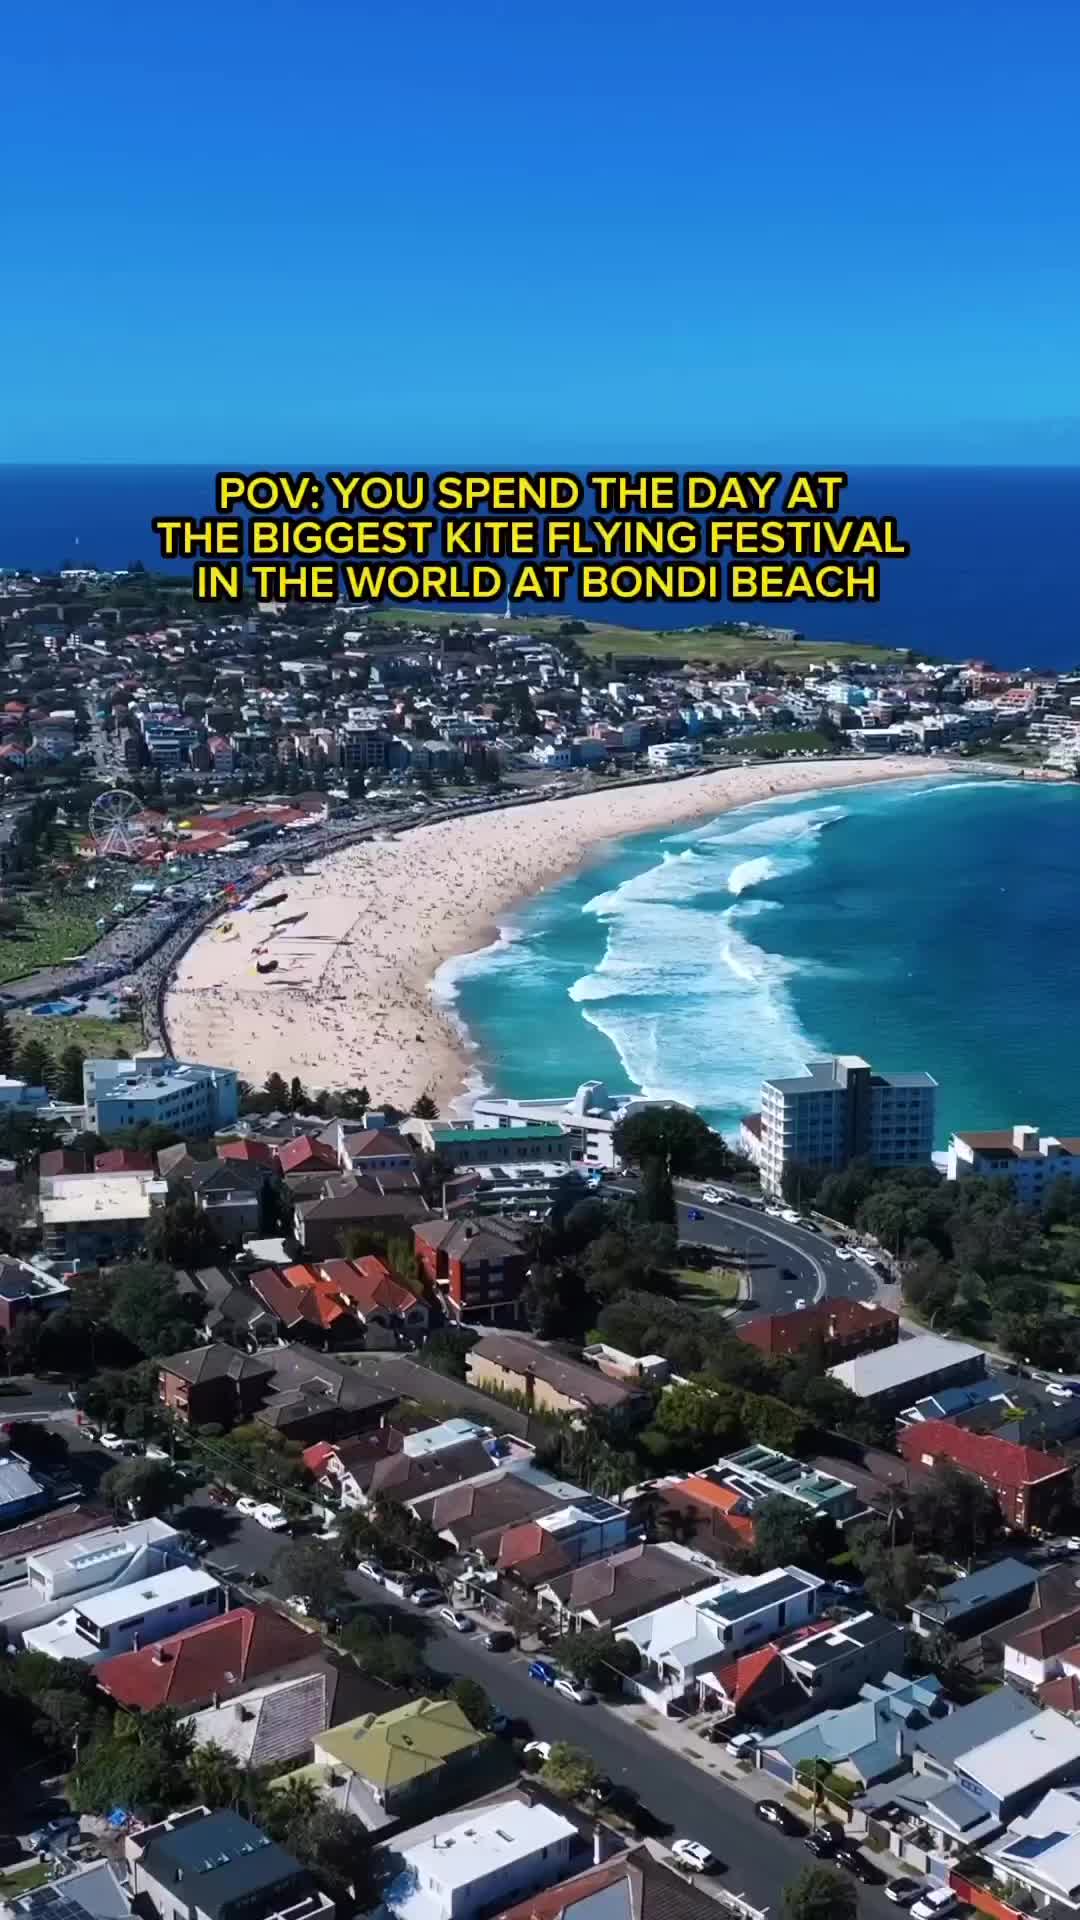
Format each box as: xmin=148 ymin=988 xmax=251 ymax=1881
xmin=88 ymin=787 xmax=149 ymax=859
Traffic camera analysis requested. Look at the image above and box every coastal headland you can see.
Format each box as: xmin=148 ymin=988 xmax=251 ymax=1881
xmin=164 ymin=756 xmax=974 ymax=1110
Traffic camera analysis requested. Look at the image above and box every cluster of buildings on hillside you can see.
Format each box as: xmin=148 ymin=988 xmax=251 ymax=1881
xmin=4 ymin=575 xmax=1079 ymax=816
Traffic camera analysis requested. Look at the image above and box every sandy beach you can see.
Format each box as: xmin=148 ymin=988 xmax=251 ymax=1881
xmin=165 ymin=757 xmax=966 ymax=1109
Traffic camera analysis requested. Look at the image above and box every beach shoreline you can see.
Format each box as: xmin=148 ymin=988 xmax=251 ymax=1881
xmin=164 ymin=756 xmax=978 ymax=1110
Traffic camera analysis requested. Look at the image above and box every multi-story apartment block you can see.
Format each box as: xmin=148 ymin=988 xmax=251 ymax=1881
xmin=754 ymin=1053 xmax=937 ymax=1193
xmin=947 ymin=1124 xmax=1080 ymax=1201
xmin=84 ymin=1052 xmax=239 ymax=1135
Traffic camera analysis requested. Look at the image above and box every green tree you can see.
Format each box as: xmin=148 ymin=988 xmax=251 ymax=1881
xmin=70 ymin=1708 xmax=196 ymax=1820
xmin=146 ymin=1191 xmax=220 ymax=1269
xmin=288 ymin=1076 xmax=309 ymax=1112
xmin=58 ymin=1043 xmax=87 ymax=1104
xmin=540 ymin=1743 xmax=600 ymax=1800
xmin=650 ymin=1382 xmax=744 ymax=1459
xmin=188 ymin=1739 xmax=245 ymax=1810
xmin=15 ymin=1037 xmax=54 ymax=1091
xmin=274 ymin=1540 xmax=347 ymax=1618
xmin=782 ymin=1865 xmax=858 ymax=1920
xmin=264 ymin=1071 xmax=290 ymax=1109
xmin=753 ymin=1495 xmax=831 ymax=1573
xmin=100 ymin=1457 xmax=182 ymax=1519
xmin=0 ymin=1009 xmax=14 ymax=1076
xmin=341 ymin=1619 xmax=428 ymax=1688
xmin=614 ymin=1106 xmax=722 ymax=1178
xmin=637 ymin=1157 xmax=676 ymax=1226
xmin=411 ymin=1093 xmax=438 ymax=1119
xmin=909 ymin=1461 xmax=1002 ymax=1561
xmin=450 ymin=1677 xmax=493 ymax=1731
xmin=554 ymin=1629 xmax=641 ymax=1692
xmin=106 ymin=1262 xmax=201 ymax=1356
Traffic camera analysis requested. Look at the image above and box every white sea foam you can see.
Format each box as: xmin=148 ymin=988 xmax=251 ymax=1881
xmin=431 ymin=922 xmax=525 ymax=1005
xmin=568 ymin=806 xmax=826 ymax=1120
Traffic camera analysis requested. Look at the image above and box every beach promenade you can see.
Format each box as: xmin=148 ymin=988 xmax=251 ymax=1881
xmin=164 ymin=756 xmax=965 ymax=1108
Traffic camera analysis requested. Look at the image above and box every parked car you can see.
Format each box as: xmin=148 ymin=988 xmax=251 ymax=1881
xmin=835 ymin=1845 xmax=881 ymax=1884
xmin=285 ymin=1595 xmax=310 ymax=1616
xmin=253 ymin=1502 xmax=289 ymax=1532
xmin=523 ymin=1740 xmax=552 ymax=1762
xmin=234 ymin=1494 xmax=261 ymax=1517
xmin=100 ymin=1432 xmax=133 ymax=1453
xmin=804 ymin=1823 xmax=844 ymax=1857
xmin=755 ymin=1800 xmax=799 ymax=1833
xmin=911 ymin=1892 xmax=959 ymax=1920
xmin=410 ymin=1586 xmax=443 ymax=1607
xmin=686 ymin=1207 xmax=704 ymax=1221
xmin=885 ymin=1879 xmax=925 ymax=1906
xmin=835 ymin=1248 xmax=855 ymax=1261
xmin=702 ymin=1188 xmax=722 ymax=1203
xmin=484 ymin=1628 xmax=516 ymax=1651
xmin=144 ymin=1443 xmax=170 ymax=1461
xmin=554 ymin=1676 xmax=595 ymax=1704
xmin=528 ymin=1658 xmax=557 ymax=1686
xmin=356 ymin=1560 xmax=385 ymax=1584
xmin=439 ymin=1606 xmax=474 ymax=1634
xmin=671 ymin=1841 xmax=717 ymax=1874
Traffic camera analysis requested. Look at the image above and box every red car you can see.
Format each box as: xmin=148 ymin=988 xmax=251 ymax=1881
xmin=206 ymin=1485 xmax=232 ymax=1506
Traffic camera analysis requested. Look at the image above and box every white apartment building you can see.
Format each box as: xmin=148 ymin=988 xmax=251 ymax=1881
xmin=0 ymin=1517 xmax=187 ymax=1645
xmin=23 ymin=1562 xmax=224 ymax=1662
xmin=471 ymin=1080 xmax=687 ymax=1171
xmin=947 ymin=1123 xmax=1080 ymax=1201
xmin=84 ymin=1051 xmax=239 ymax=1135
xmin=755 ymin=1054 xmax=937 ymax=1194
xmin=382 ymin=1800 xmax=577 ymax=1920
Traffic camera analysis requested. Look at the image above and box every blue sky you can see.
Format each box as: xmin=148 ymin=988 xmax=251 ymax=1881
xmin=3 ymin=0 xmax=1078 ymax=463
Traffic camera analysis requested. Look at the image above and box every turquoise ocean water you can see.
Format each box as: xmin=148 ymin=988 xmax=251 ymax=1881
xmin=437 ymin=778 xmax=1080 ymax=1146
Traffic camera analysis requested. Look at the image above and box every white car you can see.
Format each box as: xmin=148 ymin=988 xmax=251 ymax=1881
xmin=885 ymin=1880 xmax=926 ymax=1906
xmin=234 ymin=1495 xmax=261 ymax=1518
xmin=794 ymin=1297 xmax=806 ymax=1310
xmin=254 ymin=1502 xmax=289 ymax=1532
xmin=439 ymin=1606 xmax=475 ymax=1634
xmin=671 ymin=1841 xmax=716 ymax=1873
xmin=143 ymin=1443 xmax=170 ymax=1461
xmin=553 ymin=1677 xmax=595 ymax=1704
xmin=835 ymin=1248 xmax=855 ymax=1261
xmin=702 ymin=1188 xmax=722 ymax=1204
xmin=285 ymin=1594 xmax=310 ymax=1616
xmin=780 ymin=1209 xmax=802 ymax=1224
xmin=911 ymin=1892 xmax=959 ymax=1920
xmin=100 ymin=1432 xmax=131 ymax=1452
xmin=356 ymin=1560 xmax=385 ymax=1584
xmin=854 ymin=1247 xmax=880 ymax=1265
xmin=523 ymin=1740 xmax=552 ymax=1761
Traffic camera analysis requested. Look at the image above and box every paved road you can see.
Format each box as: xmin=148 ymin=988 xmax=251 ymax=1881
xmin=670 ymin=1187 xmax=878 ymax=1319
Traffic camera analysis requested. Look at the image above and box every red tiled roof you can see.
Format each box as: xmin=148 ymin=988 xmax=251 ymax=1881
xmin=676 ymin=1477 xmax=756 ymax=1542
xmin=1006 ymin=1604 xmax=1080 ymax=1661
xmin=898 ymin=1418 xmax=1069 ymax=1491
xmin=497 ymin=1521 xmax=573 ymax=1583
xmin=1042 ymin=1675 xmax=1080 ymax=1713
xmin=276 ymin=1135 xmax=339 ymax=1175
xmin=97 ymin=1605 xmax=313 ymax=1710
xmin=94 ymin=1147 xmax=154 ymax=1173
xmin=704 ymin=1641 xmax=783 ymax=1706
xmin=218 ymin=1139 xmax=276 ymax=1168
xmin=279 ymin=1263 xmax=351 ymax=1329
xmin=319 ymin=1255 xmax=417 ymax=1318
xmin=739 ymin=1298 xmax=897 ymax=1357
xmin=302 ymin=1441 xmax=336 ymax=1475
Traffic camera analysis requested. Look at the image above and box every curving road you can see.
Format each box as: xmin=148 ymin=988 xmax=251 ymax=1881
xmin=670 ymin=1184 xmax=878 ymax=1320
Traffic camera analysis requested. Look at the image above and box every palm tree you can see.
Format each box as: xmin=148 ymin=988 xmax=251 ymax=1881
xmin=188 ymin=1740 xmax=245 ymax=1811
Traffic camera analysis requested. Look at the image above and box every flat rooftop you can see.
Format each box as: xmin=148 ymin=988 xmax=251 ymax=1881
xmin=829 ymin=1332 xmax=985 ymax=1398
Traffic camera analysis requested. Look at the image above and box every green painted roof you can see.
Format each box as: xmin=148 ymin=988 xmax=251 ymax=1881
xmin=313 ymin=1696 xmax=485 ymax=1790
xmin=431 ymin=1124 xmax=566 ymax=1143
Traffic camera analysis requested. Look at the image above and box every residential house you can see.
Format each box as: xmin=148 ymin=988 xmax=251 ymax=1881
xmin=764 ymin=1611 xmax=909 ymax=1712
xmin=337 ymin=1129 xmax=416 ymax=1176
xmin=0 ymin=1516 xmax=189 ymax=1646
xmin=858 ymin=1685 xmax=1041 ymax=1856
xmin=536 ymin=1542 xmax=722 ymax=1632
xmin=0 ymin=1259 xmax=69 ymax=1333
xmin=897 ymin=1420 xmax=1069 ymax=1532
xmin=158 ymin=1345 xmax=274 ymax=1427
xmin=250 ymin=1344 xmax=398 ymax=1442
xmin=759 ymin=1671 xmax=947 ymax=1790
xmin=0 ymin=1458 xmax=49 ymax=1528
xmin=494 ymin=1842 xmax=726 ymax=1920
xmin=22 ymin=1563 xmax=225 ymax=1662
xmin=179 ymin=1267 xmax=278 ymax=1349
xmin=182 ymin=1670 xmax=337 ymax=1775
xmin=617 ymin=1567 xmax=825 ymax=1715
xmin=737 ymin=1299 xmax=898 ymax=1365
xmin=948 ymin=1125 xmax=1080 ymax=1203
xmin=909 ymin=1559 xmax=1041 ymax=1639
xmin=1004 ymin=1603 xmax=1080 ymax=1693
xmin=292 ymin=1174 xmax=431 ymax=1258
xmin=986 ymin=1786 xmax=1080 ymax=1909
xmin=0 ymin=1504 xmax=113 ymax=1588
xmin=98 ymin=1605 xmax=319 ymax=1711
xmin=39 ymin=1169 xmax=169 ymax=1264
xmin=305 ymin=1697 xmax=492 ymax=1825
xmin=465 ymin=1334 xmax=638 ymax=1417
xmin=126 ymin=1808 xmax=333 ymax=1920
xmin=183 ymin=1159 xmax=270 ymax=1244
xmin=2 ymin=1862 xmax=131 ymax=1920
xmin=942 ymin=1706 xmax=1080 ymax=1825
xmin=828 ymin=1334 xmax=988 ymax=1411
xmin=247 ymin=1266 xmax=364 ymax=1349
xmin=378 ymin=1797 xmax=577 ymax=1920
xmin=413 ymin=1218 xmax=529 ymax=1324
xmin=318 ymin=1257 xmax=431 ymax=1344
